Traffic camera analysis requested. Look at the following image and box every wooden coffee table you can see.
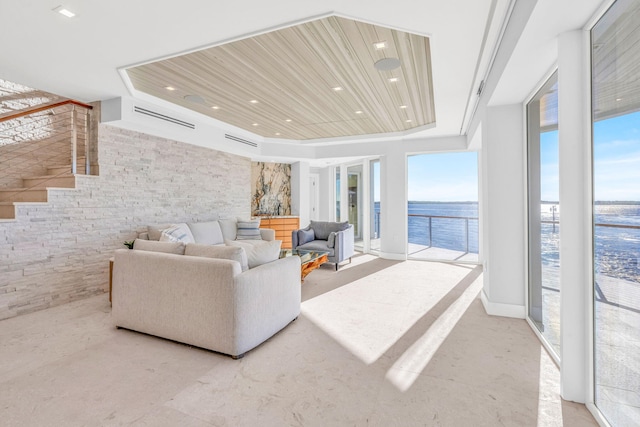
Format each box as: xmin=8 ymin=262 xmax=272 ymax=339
xmin=280 ymin=249 xmax=329 ymax=281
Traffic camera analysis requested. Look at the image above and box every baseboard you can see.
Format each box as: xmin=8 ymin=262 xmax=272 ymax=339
xmin=480 ymin=290 xmax=526 ymax=319
xmin=379 ymin=252 xmax=407 ymax=261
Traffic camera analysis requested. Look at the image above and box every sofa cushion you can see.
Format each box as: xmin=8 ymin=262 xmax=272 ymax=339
xmin=187 ymin=221 xmax=224 ymax=245
xmin=185 ymin=243 xmax=248 ymax=271
xmin=297 ymin=240 xmax=334 ymax=257
xmin=297 ymin=228 xmax=315 ymax=246
xmin=226 ymin=239 xmax=282 ymax=269
xmin=147 ymin=224 xmax=172 ymax=241
xmin=160 ymin=223 xmax=195 ymax=244
xmin=133 ymin=239 xmax=186 ymax=255
xmin=236 ymin=218 xmax=262 ymax=240
xmin=218 ymin=218 xmax=238 ymax=241
xmin=309 ymin=220 xmax=350 ymax=240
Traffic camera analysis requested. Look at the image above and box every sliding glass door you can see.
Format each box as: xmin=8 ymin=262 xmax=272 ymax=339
xmin=526 ymin=72 xmax=560 ymax=356
xmin=592 ymin=1 xmax=640 ymax=425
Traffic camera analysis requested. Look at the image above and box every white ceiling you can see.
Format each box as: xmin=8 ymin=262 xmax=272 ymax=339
xmin=0 ymin=0 xmax=611 ymax=147
xmin=0 ymin=0 xmax=510 ymax=143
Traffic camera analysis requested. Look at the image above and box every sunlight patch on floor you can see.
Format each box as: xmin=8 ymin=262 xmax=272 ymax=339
xmin=385 ymin=278 xmax=482 ymax=391
xmin=537 ymin=346 xmax=563 ymax=426
xmin=302 ymin=261 xmax=472 ymax=365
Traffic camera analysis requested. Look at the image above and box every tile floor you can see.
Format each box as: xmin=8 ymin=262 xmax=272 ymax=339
xmin=0 ymin=255 xmax=598 ymax=426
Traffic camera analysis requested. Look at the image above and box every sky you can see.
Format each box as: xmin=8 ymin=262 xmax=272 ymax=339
xmin=370 ymin=110 xmax=638 ymax=203
xmin=539 ymin=110 xmax=640 ymax=202
xmin=406 ymin=152 xmax=478 ymax=202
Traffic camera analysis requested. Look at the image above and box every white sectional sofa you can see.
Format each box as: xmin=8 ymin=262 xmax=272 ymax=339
xmin=112 ymin=217 xmax=301 ymax=359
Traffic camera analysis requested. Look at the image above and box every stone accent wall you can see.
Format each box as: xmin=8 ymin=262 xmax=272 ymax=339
xmin=0 ymin=124 xmax=250 ymax=320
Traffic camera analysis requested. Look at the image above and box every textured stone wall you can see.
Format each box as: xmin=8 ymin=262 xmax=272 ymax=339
xmin=251 ymin=162 xmax=291 ymax=216
xmin=0 ymin=124 xmax=250 ymax=320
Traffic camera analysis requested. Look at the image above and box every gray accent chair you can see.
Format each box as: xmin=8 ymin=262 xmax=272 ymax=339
xmin=292 ymin=221 xmax=355 ymax=270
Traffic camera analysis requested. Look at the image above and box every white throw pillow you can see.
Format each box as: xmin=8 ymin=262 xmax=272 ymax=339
xmin=159 ymin=223 xmax=195 ymax=243
xmin=226 ymin=239 xmax=282 ymax=268
xmin=147 ymin=224 xmax=172 ymax=241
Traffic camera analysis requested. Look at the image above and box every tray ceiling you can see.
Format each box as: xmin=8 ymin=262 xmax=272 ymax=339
xmin=125 ymin=16 xmax=435 ymax=141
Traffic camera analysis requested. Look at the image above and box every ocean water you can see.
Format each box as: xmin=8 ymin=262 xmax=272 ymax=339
xmin=373 ymin=201 xmax=640 ymax=283
xmin=540 ymin=202 xmax=640 ymax=283
xmin=374 ymin=201 xmax=479 ymax=254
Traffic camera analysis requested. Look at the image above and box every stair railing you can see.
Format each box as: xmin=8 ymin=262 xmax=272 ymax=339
xmin=0 ymin=100 xmax=95 ymax=212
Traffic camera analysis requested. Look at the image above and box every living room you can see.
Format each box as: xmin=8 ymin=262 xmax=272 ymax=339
xmin=1 ymin=0 xmax=637 ymax=425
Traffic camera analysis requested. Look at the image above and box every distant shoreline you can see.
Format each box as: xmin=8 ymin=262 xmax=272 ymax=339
xmin=407 ymin=201 xmax=478 ymax=204
xmin=542 ymin=201 xmax=640 ymax=205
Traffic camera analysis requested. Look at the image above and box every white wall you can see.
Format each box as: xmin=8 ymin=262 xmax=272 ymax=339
xmin=479 ymin=104 xmax=526 ymax=318
xmin=291 ymin=161 xmax=310 ymax=226
xmin=558 ymin=29 xmax=591 ymax=404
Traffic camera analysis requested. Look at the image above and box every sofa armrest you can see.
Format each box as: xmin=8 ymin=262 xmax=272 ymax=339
xmin=260 ymin=228 xmax=275 ymax=241
xmin=232 ymin=256 xmax=302 ymax=354
xmin=333 ymin=225 xmax=355 ymax=261
xmin=291 ymin=228 xmax=301 ymax=248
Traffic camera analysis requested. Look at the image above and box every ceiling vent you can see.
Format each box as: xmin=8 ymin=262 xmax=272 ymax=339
xmin=225 ymin=134 xmax=258 ymax=148
xmin=133 ymin=106 xmax=195 ymax=129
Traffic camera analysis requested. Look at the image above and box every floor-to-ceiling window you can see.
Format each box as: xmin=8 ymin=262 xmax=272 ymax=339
xmin=335 ymin=167 xmax=341 ymax=221
xmin=592 ymin=1 xmax=640 ymax=425
xmin=407 ymin=153 xmax=478 ymax=262
xmin=526 ymin=72 xmax=560 ymax=357
xmin=348 ymin=165 xmax=363 ymax=243
xmin=370 ymin=159 xmax=381 ymax=253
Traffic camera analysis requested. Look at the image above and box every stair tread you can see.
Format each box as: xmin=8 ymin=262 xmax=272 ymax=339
xmin=23 ymin=174 xmax=76 ymax=179
xmin=0 ymin=188 xmax=48 ymax=192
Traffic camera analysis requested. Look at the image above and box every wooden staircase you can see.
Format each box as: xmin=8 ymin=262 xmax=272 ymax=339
xmin=0 ymin=159 xmax=83 ymax=220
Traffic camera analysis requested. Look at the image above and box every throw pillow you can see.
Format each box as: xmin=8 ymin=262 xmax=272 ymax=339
xmin=159 ymin=223 xmax=195 ymax=243
xmin=236 ymin=218 xmax=262 ymax=240
xmin=187 ymin=221 xmax=224 ymax=245
xmin=298 ymin=228 xmax=315 ymax=245
xmin=226 ymin=239 xmax=282 ymax=268
xmin=185 ymin=243 xmax=248 ymax=272
xmin=147 ymin=224 xmax=172 ymax=241
xmin=133 ymin=239 xmax=185 ymax=255
xmin=327 ymin=232 xmax=336 ymax=248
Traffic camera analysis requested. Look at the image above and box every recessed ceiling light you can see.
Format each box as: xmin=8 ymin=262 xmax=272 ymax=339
xmin=399 ymin=105 xmax=407 ymax=109
xmin=250 ymin=100 xmax=259 ymax=104
xmin=355 ymin=110 xmax=363 ymax=114
xmin=285 ymin=119 xmax=292 ymax=122
xmin=616 ymin=98 xmax=623 ymax=101
xmin=406 ymin=119 xmax=412 ymax=123
xmin=332 ymin=86 xmax=343 ymax=91
xmin=211 ymin=106 xmax=220 ymax=110
xmin=165 ymin=86 xmax=176 ymax=91
xmin=374 ymin=41 xmax=387 ymax=50
xmin=252 ymin=123 xmax=259 ymax=126
xmin=53 ymin=6 xmax=75 ymax=18
xmin=388 ymin=77 xmax=399 ymax=83
xmin=275 ymin=132 xmax=281 ymax=136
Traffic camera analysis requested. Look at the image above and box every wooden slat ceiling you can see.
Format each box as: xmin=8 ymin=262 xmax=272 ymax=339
xmin=592 ymin=0 xmax=640 ymax=122
xmin=126 ymin=16 xmax=435 ymax=141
